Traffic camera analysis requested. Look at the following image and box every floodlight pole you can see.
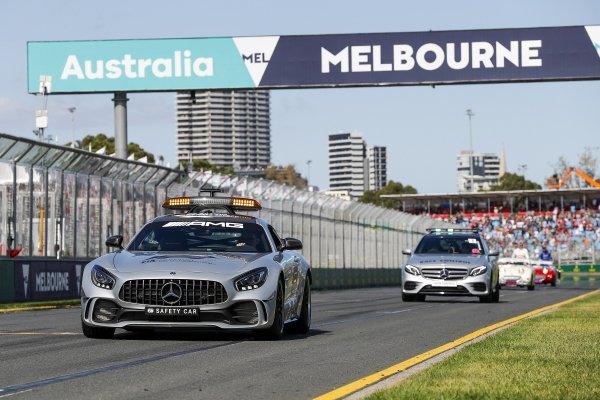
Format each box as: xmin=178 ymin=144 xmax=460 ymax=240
xmin=113 ymin=92 xmax=129 ymax=159
xmin=466 ymin=109 xmax=475 ymax=192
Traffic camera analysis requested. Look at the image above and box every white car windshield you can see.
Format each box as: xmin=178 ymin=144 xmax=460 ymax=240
xmin=127 ymin=221 xmax=272 ymax=253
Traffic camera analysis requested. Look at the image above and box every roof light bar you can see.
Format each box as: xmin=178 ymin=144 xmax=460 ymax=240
xmin=162 ymin=196 xmax=262 ymax=212
xmin=426 ymin=228 xmax=481 ymax=233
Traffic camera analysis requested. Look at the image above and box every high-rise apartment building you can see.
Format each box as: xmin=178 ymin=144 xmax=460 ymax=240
xmin=328 ymin=132 xmax=387 ymax=198
xmin=367 ymin=146 xmax=387 ymax=191
xmin=329 ymin=132 xmax=367 ymax=198
xmin=457 ymin=151 xmax=501 ymax=192
xmin=176 ymin=90 xmax=270 ymax=170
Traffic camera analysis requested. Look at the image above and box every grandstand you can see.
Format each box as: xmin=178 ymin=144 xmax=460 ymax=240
xmin=382 ymin=188 xmax=600 ymax=265
xmin=381 ymin=188 xmax=600 ymax=219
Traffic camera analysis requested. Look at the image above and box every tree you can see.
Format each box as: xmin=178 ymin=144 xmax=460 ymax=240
xmin=548 ymin=148 xmax=598 ymax=188
xmin=359 ymin=180 xmax=418 ymax=208
xmin=264 ymin=164 xmax=307 ymax=189
xmin=182 ymin=159 xmax=234 ymax=175
xmin=69 ymin=133 xmax=155 ymax=163
xmin=488 ymin=172 xmax=542 ymax=191
xmin=577 ymin=146 xmax=598 ymax=179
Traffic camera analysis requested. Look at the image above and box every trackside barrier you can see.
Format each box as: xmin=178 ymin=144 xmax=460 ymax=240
xmin=559 ymin=264 xmax=597 ymax=273
xmin=0 ymin=258 xmax=85 ymax=303
xmin=0 ymin=260 xmax=14 ymax=302
xmin=1 ymin=258 xmax=597 ymax=304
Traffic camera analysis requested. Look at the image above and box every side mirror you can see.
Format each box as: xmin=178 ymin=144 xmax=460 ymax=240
xmin=105 ymin=235 xmax=124 ymax=250
xmin=283 ymin=237 xmax=303 ymax=251
xmin=402 ymin=249 xmax=412 ymax=255
xmin=488 ymin=251 xmax=499 ymax=257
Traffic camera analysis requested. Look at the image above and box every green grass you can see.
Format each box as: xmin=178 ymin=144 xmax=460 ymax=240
xmin=368 ymin=292 xmax=600 ymax=400
xmin=0 ymin=299 xmax=80 ymax=310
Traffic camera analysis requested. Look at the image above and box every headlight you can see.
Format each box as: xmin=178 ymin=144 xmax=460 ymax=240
xmin=542 ymin=267 xmax=548 ymax=274
xmin=91 ymin=265 xmax=116 ymax=290
xmin=234 ymin=267 xmax=268 ymax=291
xmin=404 ymin=264 xmax=420 ymax=276
xmin=470 ymin=265 xmax=487 ymax=276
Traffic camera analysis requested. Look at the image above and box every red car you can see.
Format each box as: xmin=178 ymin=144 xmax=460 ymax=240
xmin=532 ymin=260 xmax=560 ymax=286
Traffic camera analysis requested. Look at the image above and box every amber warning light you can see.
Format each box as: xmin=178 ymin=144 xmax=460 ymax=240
xmin=162 ymin=196 xmax=261 ymax=211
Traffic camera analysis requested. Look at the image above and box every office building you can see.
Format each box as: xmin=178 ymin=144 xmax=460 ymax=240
xmin=457 ymin=151 xmax=501 ymax=192
xmin=328 ymin=132 xmax=387 ymax=198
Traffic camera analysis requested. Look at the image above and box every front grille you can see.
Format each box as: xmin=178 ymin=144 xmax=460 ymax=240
xmin=421 ymin=267 xmax=468 ymax=280
xmin=119 ymin=279 xmax=228 ymax=306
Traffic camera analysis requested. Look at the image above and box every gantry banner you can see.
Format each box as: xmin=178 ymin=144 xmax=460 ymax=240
xmin=27 ymin=25 xmax=600 ymax=94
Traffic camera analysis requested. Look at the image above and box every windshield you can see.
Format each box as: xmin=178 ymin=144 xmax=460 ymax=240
xmin=127 ymin=221 xmax=272 ymax=253
xmin=415 ymin=235 xmax=485 ymax=255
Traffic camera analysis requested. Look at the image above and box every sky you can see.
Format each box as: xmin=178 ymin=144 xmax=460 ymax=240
xmin=1 ymin=0 xmax=599 ymax=193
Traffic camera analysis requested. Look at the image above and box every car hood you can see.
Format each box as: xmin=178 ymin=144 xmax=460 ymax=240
xmin=112 ymin=251 xmax=266 ymax=275
xmin=408 ymin=254 xmax=488 ymax=267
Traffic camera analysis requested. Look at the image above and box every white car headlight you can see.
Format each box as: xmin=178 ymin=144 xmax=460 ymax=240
xmin=470 ymin=265 xmax=487 ymax=276
xmin=542 ymin=267 xmax=548 ymax=274
xmin=234 ymin=267 xmax=268 ymax=291
xmin=91 ymin=265 xmax=116 ymax=290
xmin=404 ymin=264 xmax=420 ymax=276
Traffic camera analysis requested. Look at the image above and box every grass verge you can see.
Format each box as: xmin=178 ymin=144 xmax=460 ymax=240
xmin=0 ymin=299 xmax=79 ymax=312
xmin=367 ymin=291 xmax=600 ymax=400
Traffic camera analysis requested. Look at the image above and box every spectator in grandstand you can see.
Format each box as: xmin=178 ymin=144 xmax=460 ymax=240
xmin=539 ymin=246 xmax=553 ymax=261
xmin=512 ymin=242 xmax=530 ymax=259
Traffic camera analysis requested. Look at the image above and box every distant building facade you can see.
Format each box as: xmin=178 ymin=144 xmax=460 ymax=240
xmin=176 ymin=90 xmax=270 ymax=170
xmin=367 ymin=146 xmax=387 ymax=191
xmin=328 ymin=132 xmax=387 ymax=199
xmin=457 ymin=150 xmax=501 ymax=192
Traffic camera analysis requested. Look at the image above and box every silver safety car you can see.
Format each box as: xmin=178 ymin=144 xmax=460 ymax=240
xmin=401 ymin=228 xmax=500 ymax=302
xmin=81 ymin=195 xmax=311 ymax=340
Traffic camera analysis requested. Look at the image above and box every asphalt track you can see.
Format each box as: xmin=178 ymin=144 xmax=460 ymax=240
xmin=0 ymin=281 xmax=597 ymax=400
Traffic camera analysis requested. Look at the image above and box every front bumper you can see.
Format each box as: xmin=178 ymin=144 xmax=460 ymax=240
xmin=499 ymin=275 xmax=532 ymax=287
xmin=81 ymin=296 xmax=275 ymax=330
xmin=401 ymin=273 xmax=490 ymax=297
xmin=81 ymin=272 xmax=279 ymax=331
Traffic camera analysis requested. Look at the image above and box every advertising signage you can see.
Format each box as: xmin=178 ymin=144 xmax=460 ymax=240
xmin=27 ymin=25 xmax=600 ymax=94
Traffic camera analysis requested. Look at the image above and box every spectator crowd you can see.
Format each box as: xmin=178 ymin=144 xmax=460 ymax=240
xmin=452 ymin=208 xmax=600 ymax=262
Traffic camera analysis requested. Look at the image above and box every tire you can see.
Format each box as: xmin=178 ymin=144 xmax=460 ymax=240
xmin=551 ymin=277 xmax=557 ymax=287
xmin=254 ymin=280 xmax=285 ymax=340
xmin=81 ymin=319 xmax=115 ymax=339
xmin=288 ymin=278 xmax=311 ymax=334
xmin=527 ymin=284 xmax=535 ymax=291
xmin=492 ymin=284 xmax=500 ymax=303
xmin=479 ymin=281 xmax=497 ymax=303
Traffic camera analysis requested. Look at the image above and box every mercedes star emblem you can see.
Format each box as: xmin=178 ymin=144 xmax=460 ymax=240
xmin=161 ymin=281 xmax=182 ymax=305
xmin=439 ymin=268 xmax=449 ymax=280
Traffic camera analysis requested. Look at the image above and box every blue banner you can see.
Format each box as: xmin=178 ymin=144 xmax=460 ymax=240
xmin=27 ymin=26 xmax=600 ymax=94
xmin=13 ymin=261 xmax=84 ymax=301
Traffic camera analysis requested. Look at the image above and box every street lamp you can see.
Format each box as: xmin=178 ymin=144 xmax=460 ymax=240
xmin=466 ymin=109 xmax=475 ymax=192
xmin=306 ymin=160 xmax=312 ymax=186
xmin=67 ymin=107 xmax=76 ymax=148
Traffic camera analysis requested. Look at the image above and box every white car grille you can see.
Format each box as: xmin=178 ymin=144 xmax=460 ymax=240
xmin=421 ymin=267 xmax=469 ymax=280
